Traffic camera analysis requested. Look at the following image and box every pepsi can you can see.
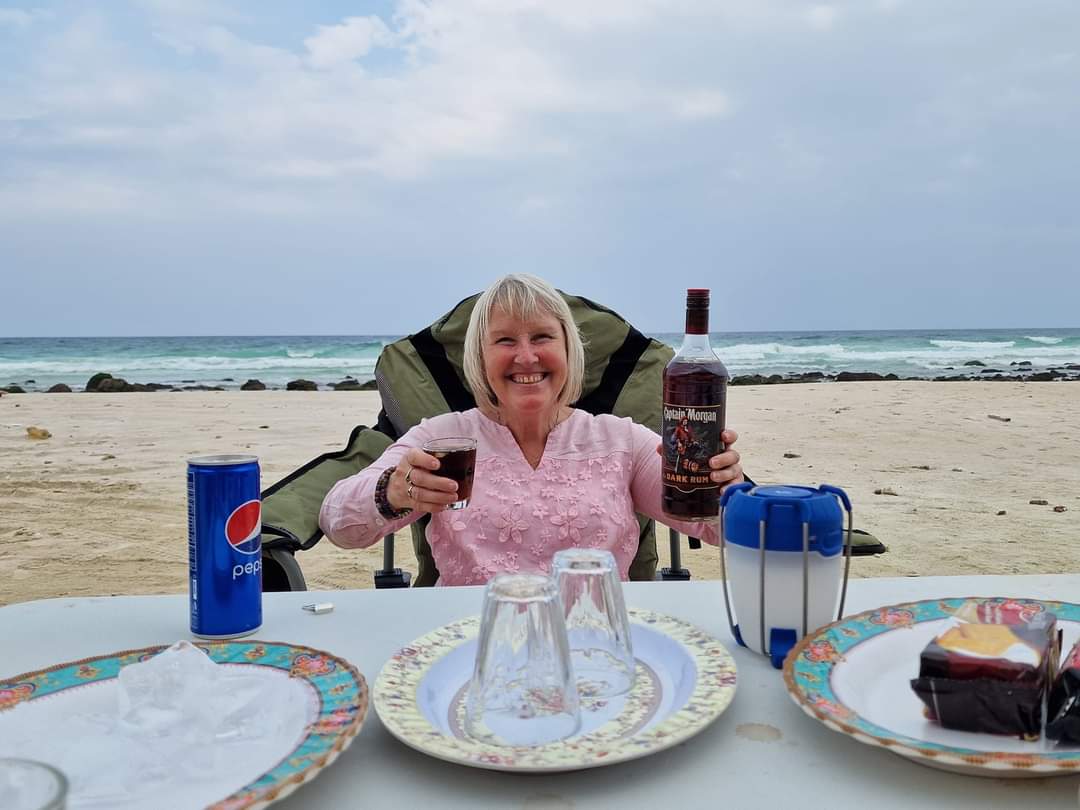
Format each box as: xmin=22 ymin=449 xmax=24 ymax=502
xmin=187 ymin=454 xmax=262 ymax=639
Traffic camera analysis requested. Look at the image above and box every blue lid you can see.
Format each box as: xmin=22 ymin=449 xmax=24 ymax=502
xmin=720 ymin=483 xmax=850 ymax=556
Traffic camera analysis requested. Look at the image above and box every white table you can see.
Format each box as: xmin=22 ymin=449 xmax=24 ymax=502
xmin=3 ymin=575 xmax=1080 ymax=809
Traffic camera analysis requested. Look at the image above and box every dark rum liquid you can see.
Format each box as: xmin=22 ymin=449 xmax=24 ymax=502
xmin=662 ymin=290 xmax=729 ymax=520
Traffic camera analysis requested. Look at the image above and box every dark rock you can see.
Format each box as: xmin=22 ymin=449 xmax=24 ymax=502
xmin=884 ymin=373 xmax=899 ymax=381
xmin=3 ymin=385 xmax=26 ymax=394
xmin=1025 ymin=372 xmax=1064 ymax=382
xmin=286 ymin=379 xmax=318 ymax=391
xmin=85 ymin=372 xmax=114 ymax=392
xmin=332 ymin=379 xmax=364 ymax=391
xmin=97 ymin=377 xmax=133 ymax=393
xmin=182 ymin=380 xmax=196 ymax=384
xmin=144 ymin=383 xmax=172 ymax=391
xmin=791 ymin=372 xmax=826 ymax=381
xmin=933 ymin=375 xmax=970 ymax=382
xmin=963 ymin=360 xmax=985 ymax=367
xmin=241 ymin=379 xmax=267 ymax=391
xmin=1066 ymin=364 xmax=1080 ymax=370
xmin=25 ymin=379 xmax=35 ymax=384
xmin=1013 ymin=361 xmax=1032 ymax=367
xmin=767 ymin=374 xmax=784 ymax=384
xmin=836 ymin=372 xmax=885 ymax=382
xmin=979 ymin=368 xmax=1003 ymax=374
xmin=181 ymin=385 xmax=225 ymax=391
xmin=334 ymin=378 xmax=378 ymax=391
xmin=783 ymin=452 xmax=801 ymax=459
xmin=731 ymin=374 xmax=769 ymax=386
xmin=996 ymin=510 xmax=1007 ymax=516
xmin=47 ymin=383 xmax=72 ymax=393
xmin=222 ymin=377 xmax=234 ymax=382
xmin=1029 ymin=499 xmax=1049 ymax=505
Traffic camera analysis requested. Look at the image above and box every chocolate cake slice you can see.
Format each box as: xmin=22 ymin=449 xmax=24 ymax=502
xmin=910 ymin=612 xmax=1059 ymax=739
xmin=1047 ymin=638 xmax=1080 ymax=744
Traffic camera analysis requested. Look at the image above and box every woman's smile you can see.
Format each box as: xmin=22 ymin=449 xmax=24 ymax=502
xmin=508 ymin=372 xmax=548 ymax=385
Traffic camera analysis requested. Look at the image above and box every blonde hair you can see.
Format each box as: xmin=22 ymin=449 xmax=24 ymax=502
xmin=463 ymin=274 xmax=585 ymax=417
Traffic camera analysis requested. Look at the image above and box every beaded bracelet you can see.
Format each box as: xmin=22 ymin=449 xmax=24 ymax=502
xmin=374 ymin=466 xmax=412 ymax=520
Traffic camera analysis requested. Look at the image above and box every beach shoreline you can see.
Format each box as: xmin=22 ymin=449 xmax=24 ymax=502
xmin=5 ymin=367 xmax=1080 ymax=395
xmin=2 ymin=383 xmax=1078 ymax=607
xmin=4 ymin=329 xmax=1080 ymax=394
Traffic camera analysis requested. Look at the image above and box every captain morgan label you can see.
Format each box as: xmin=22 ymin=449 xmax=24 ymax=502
xmin=661 ymin=403 xmax=725 ymax=493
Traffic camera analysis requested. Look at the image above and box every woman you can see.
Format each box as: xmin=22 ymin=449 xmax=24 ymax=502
xmin=320 ymin=274 xmax=743 ymax=585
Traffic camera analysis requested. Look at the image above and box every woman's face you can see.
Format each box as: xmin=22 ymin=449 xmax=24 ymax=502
xmin=483 ymin=306 xmax=568 ymax=421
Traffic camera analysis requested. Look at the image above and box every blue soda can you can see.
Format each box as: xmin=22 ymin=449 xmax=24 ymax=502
xmin=187 ymin=454 xmax=262 ymax=639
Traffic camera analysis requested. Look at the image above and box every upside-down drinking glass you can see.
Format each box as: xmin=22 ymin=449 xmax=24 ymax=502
xmin=0 ymin=758 xmax=67 ymax=810
xmin=552 ymin=548 xmax=636 ymax=698
xmin=464 ymin=573 xmax=581 ymax=746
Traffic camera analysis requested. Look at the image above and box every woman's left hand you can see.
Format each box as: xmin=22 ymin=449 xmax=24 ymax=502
xmin=709 ymin=429 xmax=743 ymax=490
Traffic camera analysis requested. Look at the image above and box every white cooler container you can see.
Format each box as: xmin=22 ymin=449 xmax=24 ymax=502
xmin=719 ymin=484 xmax=852 ymax=668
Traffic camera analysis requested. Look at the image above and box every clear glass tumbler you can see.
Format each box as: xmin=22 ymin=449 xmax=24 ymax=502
xmin=0 ymin=759 xmax=67 ymax=810
xmin=464 ymin=573 xmax=581 ymax=746
xmin=552 ymin=548 xmax=636 ymax=698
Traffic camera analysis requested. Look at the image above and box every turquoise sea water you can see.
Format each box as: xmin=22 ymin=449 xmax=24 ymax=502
xmin=1 ymin=329 xmax=1079 ymax=391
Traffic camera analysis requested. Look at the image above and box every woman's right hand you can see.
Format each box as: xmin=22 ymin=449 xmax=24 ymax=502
xmin=386 ymin=447 xmax=460 ymax=514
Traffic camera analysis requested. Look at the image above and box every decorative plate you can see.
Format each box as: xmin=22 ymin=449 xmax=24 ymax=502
xmin=0 ymin=641 xmax=367 ymax=808
xmin=373 ymin=608 xmax=736 ymax=772
xmin=783 ymin=597 xmax=1080 ymax=777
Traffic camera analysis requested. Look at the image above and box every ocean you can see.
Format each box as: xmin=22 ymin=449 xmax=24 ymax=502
xmin=2 ymin=329 xmax=1079 ymax=392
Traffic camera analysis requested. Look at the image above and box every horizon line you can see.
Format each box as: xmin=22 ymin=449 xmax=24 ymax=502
xmin=2 ymin=326 xmax=1079 ymax=340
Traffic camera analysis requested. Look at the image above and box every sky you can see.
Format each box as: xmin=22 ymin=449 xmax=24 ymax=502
xmin=1 ymin=0 xmax=1078 ymax=336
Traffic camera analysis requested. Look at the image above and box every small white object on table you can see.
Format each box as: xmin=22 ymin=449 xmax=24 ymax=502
xmin=2 ymin=575 xmax=1079 ymax=809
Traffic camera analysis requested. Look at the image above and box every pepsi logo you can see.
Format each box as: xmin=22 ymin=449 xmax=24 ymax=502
xmin=225 ymin=500 xmax=261 ymax=555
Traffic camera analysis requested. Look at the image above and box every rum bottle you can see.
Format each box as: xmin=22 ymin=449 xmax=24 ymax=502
xmin=662 ymin=288 xmax=729 ymax=519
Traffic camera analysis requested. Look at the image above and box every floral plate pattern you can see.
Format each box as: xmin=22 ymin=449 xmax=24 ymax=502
xmin=373 ymin=608 xmax=737 ymax=772
xmin=783 ymin=597 xmax=1080 ymax=777
xmin=0 ymin=641 xmax=367 ymax=808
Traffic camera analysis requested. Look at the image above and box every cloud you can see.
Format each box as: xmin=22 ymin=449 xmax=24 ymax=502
xmin=0 ymin=6 xmax=52 ymax=27
xmin=304 ymin=16 xmax=394 ymax=70
xmin=671 ymin=90 xmax=732 ymax=121
xmin=1 ymin=1 xmax=748 ymax=198
xmin=806 ymin=5 xmax=838 ymax=31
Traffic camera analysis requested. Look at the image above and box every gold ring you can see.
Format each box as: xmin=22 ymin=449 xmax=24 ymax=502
xmin=406 ymin=483 xmax=415 ymax=500
xmin=405 ymin=467 xmax=414 ymax=485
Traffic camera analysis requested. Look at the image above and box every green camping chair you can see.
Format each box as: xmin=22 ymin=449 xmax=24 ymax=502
xmin=259 ymin=291 xmax=887 ymax=591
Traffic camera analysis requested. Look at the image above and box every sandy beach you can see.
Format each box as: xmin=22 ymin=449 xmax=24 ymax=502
xmin=1 ymin=382 xmax=1077 ymax=607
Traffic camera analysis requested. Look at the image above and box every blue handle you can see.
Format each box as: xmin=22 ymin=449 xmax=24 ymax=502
xmin=819 ymin=483 xmax=851 ymax=511
xmin=763 ymin=495 xmax=812 ymax=524
xmin=719 ymin=481 xmax=753 ymax=508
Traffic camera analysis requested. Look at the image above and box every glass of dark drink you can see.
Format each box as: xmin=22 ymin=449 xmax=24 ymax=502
xmin=422 ymin=437 xmax=477 ymax=510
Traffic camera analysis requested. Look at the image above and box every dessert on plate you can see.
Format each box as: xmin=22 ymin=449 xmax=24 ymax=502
xmin=910 ymin=611 xmax=1060 ymax=740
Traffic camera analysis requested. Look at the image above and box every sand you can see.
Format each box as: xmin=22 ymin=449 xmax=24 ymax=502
xmin=1 ymin=382 xmax=1078 ymax=607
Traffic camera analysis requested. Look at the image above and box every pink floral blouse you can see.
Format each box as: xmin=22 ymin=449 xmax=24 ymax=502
xmin=319 ymin=408 xmax=719 ymax=586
